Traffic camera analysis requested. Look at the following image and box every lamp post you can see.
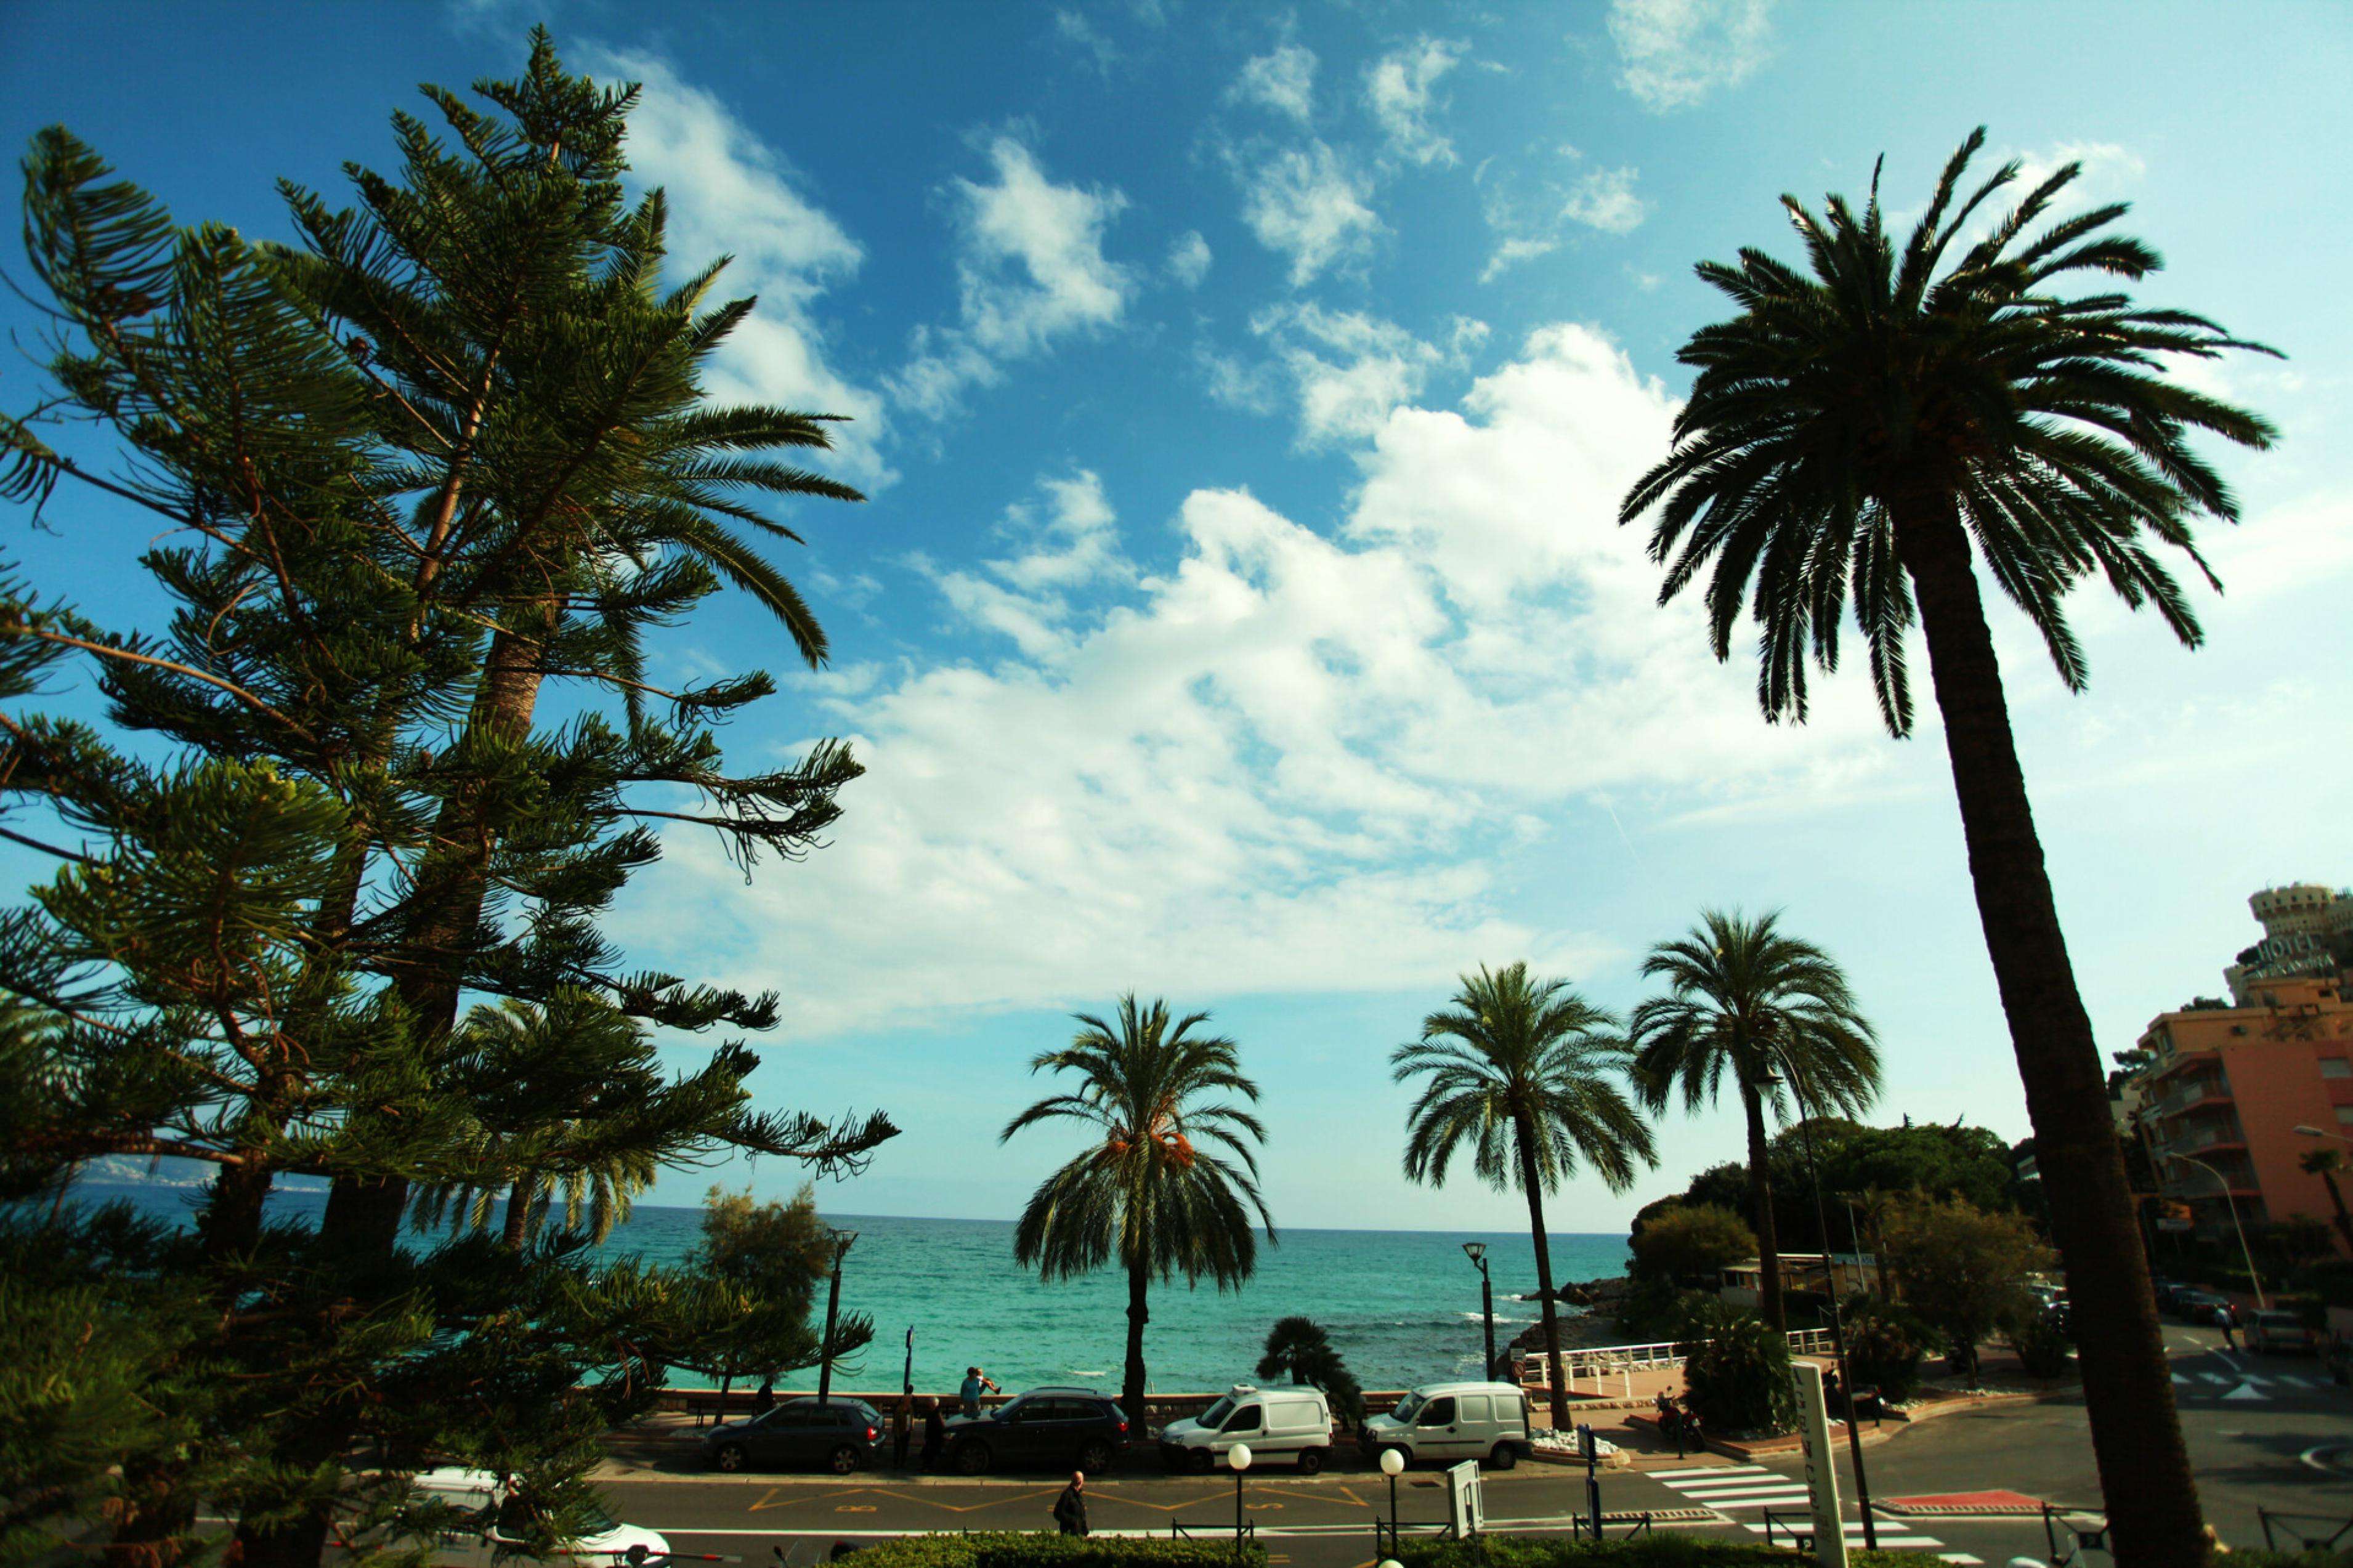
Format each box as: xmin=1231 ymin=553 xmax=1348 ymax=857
xmin=2296 ymin=1123 xmax=2353 ymax=1145
xmin=1379 ymin=1445 xmax=1404 ymax=1553
xmin=1463 ymin=1241 xmax=1496 ymax=1378
xmin=815 ymin=1227 xmax=858 ymax=1406
xmin=1228 ymin=1442 xmax=1252 ymax=1561
xmin=2168 ymin=1152 xmax=2267 ymax=1309
xmin=1764 ymin=1056 xmax=1878 ymax=1551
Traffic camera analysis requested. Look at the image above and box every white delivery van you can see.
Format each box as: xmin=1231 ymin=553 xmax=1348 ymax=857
xmin=409 ymin=1467 xmax=671 ymax=1566
xmin=1157 ymin=1384 xmax=1334 ymax=1473
xmin=1357 ymin=1381 xmax=1532 ymax=1470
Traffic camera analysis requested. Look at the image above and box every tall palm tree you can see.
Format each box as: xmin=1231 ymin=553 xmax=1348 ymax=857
xmin=1619 ymin=129 xmax=2277 ymax=1566
xmin=1391 ymin=963 xmax=1656 ymax=1428
xmin=1002 ymin=995 xmax=1273 ymax=1424
xmin=1629 ymin=911 xmax=1882 ymax=1331
xmin=2299 ymin=1148 xmax=2353 ymax=1257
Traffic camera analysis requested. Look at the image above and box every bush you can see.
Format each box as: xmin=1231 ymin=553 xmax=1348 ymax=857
xmin=1841 ymin=1301 xmax=1927 ymax=1402
xmin=1628 ymin=1204 xmax=1757 ymax=1285
xmin=1396 ymin=1537 xmax=1926 ymax=1568
xmin=835 ymin=1536 xmax=1265 ymax=1568
xmin=1678 ymin=1303 xmax=1797 ymax=1436
xmin=2291 ymin=1258 xmax=2353 ymax=1311
xmin=2009 ymin=1311 xmax=2073 ymax=1380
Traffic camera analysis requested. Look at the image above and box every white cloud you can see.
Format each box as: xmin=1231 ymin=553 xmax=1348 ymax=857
xmin=1167 ymin=230 xmax=1213 ymax=288
xmin=892 ymin=137 xmax=1135 ymax=419
xmin=1480 ymin=236 xmax=1558 ymax=283
xmin=925 ymin=469 xmax=1133 ymax=660
xmin=1197 ymin=344 xmax=1284 ymax=414
xmin=1562 ymin=166 xmax=1648 ymax=234
xmin=1606 ymin=0 xmax=1773 ymax=111
xmin=1364 ymin=36 xmax=1468 ymax=168
xmin=1053 ymin=9 xmax=1120 ymax=74
xmin=1245 ymin=304 xmax=1483 ymax=448
xmin=1230 ymin=42 xmax=1318 ymax=122
xmin=1233 ymin=140 xmax=1382 ymax=286
xmin=583 ymin=45 xmax=891 ymax=488
xmin=618 ymin=323 xmax=1897 ymax=1037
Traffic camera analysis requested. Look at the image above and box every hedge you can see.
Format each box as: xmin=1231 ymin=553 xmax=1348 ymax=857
xmin=816 ymin=1535 xmax=1265 ymax=1568
xmin=1391 ymin=1540 xmax=2349 ymax=1568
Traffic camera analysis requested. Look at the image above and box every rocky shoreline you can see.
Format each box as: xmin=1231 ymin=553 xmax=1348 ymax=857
xmin=1493 ymin=1277 xmax=1634 ymax=1373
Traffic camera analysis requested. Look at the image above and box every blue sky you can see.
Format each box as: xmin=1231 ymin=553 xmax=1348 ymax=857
xmin=4 ymin=1 xmax=2349 ymax=1234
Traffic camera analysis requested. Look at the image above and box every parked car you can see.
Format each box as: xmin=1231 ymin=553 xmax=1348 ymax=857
xmin=2245 ymin=1310 xmax=2322 ymax=1356
xmin=410 ymin=1466 xmax=671 ymax=1565
xmin=2148 ymin=1277 xmax=2186 ymax=1311
xmin=700 ymin=1397 xmax=886 ymax=1474
xmin=1159 ymin=1384 xmax=1334 ymax=1473
xmin=2168 ymin=1288 xmax=2229 ymax=1324
xmin=2326 ymin=1337 xmax=2351 ymax=1387
xmin=1357 ymin=1381 xmax=1533 ymax=1471
xmin=945 ymin=1386 xmax=1131 ymax=1475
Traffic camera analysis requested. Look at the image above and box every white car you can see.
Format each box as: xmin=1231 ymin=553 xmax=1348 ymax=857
xmin=410 ymin=1467 xmax=670 ymax=1566
xmin=1158 ymin=1384 xmax=1334 ymax=1473
xmin=1358 ymin=1381 xmax=1534 ymax=1471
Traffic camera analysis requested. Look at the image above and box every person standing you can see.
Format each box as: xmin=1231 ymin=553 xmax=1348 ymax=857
xmin=920 ymin=1399 xmax=946 ymax=1470
xmin=892 ymin=1393 xmax=912 ymax=1471
xmin=1052 ymin=1472 xmax=1088 ymax=1537
xmin=2215 ymin=1301 xmax=2239 ymax=1351
xmin=960 ymin=1367 xmax=998 ymax=1419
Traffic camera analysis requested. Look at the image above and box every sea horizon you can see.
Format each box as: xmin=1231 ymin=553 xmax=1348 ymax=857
xmin=67 ymin=1181 xmax=1634 ymax=1394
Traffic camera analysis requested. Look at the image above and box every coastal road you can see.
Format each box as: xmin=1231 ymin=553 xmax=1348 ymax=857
xmin=604 ymin=1330 xmax=2351 ymax=1567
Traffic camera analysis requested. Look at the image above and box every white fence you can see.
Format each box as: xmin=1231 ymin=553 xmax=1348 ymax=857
xmin=1519 ymin=1327 xmax=1834 ymax=1398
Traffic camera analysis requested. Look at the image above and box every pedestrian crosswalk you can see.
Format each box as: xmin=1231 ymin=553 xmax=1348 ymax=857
xmin=1651 ymin=1465 xmax=1980 ymax=1562
xmin=2173 ymin=1368 xmax=2330 ymax=1399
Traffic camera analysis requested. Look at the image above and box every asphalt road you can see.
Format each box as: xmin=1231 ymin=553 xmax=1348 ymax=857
xmin=601 ymin=1327 xmax=2351 ymax=1568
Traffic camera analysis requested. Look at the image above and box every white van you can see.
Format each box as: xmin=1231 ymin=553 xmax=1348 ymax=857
xmin=1157 ymin=1384 xmax=1334 ymax=1473
xmin=409 ymin=1467 xmax=671 ymax=1565
xmin=1357 ymin=1381 xmax=1533 ymax=1470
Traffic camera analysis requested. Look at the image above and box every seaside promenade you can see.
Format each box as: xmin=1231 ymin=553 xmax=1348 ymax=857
xmin=589 ymin=1322 xmax=2351 ymax=1566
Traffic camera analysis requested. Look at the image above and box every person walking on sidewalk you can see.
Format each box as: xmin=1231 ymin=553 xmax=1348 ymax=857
xmin=2215 ymin=1301 xmax=2240 ymax=1351
xmin=1053 ymin=1472 xmax=1089 ymax=1537
xmin=920 ymin=1399 xmax=946 ymax=1470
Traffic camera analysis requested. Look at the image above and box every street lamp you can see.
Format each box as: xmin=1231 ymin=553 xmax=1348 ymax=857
xmin=815 ymin=1227 xmax=859 ymax=1406
xmin=1379 ymin=1445 xmax=1404 ymax=1550
xmin=2165 ymin=1152 xmax=2266 ymax=1310
xmin=1228 ymin=1442 xmax=1252 ymax=1561
xmin=1762 ymin=1057 xmax=1878 ymax=1551
xmin=2295 ymin=1123 xmax=2353 ymax=1144
xmin=1463 ymin=1241 xmax=1496 ymax=1378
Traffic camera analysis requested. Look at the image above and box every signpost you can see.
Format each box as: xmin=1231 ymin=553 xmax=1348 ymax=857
xmin=1576 ymin=1423 xmax=1603 ymax=1540
xmin=1444 ymin=1460 xmax=1484 ymax=1539
xmin=1792 ymin=1362 xmax=1850 ymax=1568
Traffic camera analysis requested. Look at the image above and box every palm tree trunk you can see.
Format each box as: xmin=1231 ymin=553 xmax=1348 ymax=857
xmin=1512 ymin=1115 xmax=1571 ymax=1431
xmin=1123 ymin=1263 xmax=1151 ymax=1431
xmin=1738 ymin=1082 xmax=1786 ymax=1332
xmin=501 ymin=1175 xmax=534 ymax=1250
xmin=1897 ymin=500 xmax=2205 ymax=1568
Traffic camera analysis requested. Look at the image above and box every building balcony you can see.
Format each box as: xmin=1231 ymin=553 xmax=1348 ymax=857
xmin=2147 ymin=1080 xmax=2233 ymax=1120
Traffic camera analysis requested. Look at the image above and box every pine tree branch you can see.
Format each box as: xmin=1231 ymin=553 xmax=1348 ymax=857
xmin=6 ymin=624 xmax=318 ymax=743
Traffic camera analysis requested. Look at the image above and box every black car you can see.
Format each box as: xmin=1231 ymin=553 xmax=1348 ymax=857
xmin=944 ymin=1387 xmax=1130 ymax=1475
xmin=702 ymin=1397 xmax=886 ymax=1474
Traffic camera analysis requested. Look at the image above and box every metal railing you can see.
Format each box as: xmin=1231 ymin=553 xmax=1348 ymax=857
xmin=1537 ymin=1327 xmax=1834 ymax=1394
xmin=2041 ymin=1502 xmax=2113 ymax=1565
xmin=2258 ymin=1508 xmax=2353 ymax=1553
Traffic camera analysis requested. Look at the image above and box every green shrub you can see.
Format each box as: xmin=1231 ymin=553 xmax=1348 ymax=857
xmin=1396 ymin=1537 xmax=1924 ymax=1568
xmin=1678 ymin=1303 xmax=1797 ymax=1436
xmin=1841 ymin=1301 xmax=1926 ymax=1402
xmin=2009 ymin=1311 xmax=2073 ymax=1380
xmin=835 ymin=1535 xmax=1265 ymax=1568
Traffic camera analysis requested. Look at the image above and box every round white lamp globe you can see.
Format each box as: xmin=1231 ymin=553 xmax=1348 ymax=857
xmin=1379 ymin=1448 xmax=1405 ymax=1477
xmin=1228 ymin=1443 xmax=1252 ymax=1471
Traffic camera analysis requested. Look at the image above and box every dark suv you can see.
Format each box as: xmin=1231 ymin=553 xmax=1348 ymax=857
xmin=701 ymin=1397 xmax=886 ymax=1474
xmin=945 ymin=1387 xmax=1130 ymax=1474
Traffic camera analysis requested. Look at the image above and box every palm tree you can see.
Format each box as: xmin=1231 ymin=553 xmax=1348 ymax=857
xmin=1629 ymin=911 xmax=1882 ymax=1331
xmin=1619 ymin=129 xmax=2277 ymax=1566
xmin=1256 ymin=1317 xmax=1365 ymax=1425
xmin=2299 ymin=1148 xmax=2353 ymax=1257
xmin=1391 ymin=963 xmax=1656 ymax=1428
xmin=1002 ymin=995 xmax=1273 ymax=1424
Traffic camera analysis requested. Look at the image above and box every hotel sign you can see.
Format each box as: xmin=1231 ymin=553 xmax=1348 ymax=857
xmin=2238 ymin=931 xmax=2338 ymax=984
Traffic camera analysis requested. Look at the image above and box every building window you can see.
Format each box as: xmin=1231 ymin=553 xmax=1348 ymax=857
xmin=2322 ymin=1059 xmax=2352 ymax=1080
xmin=2338 ymin=1105 xmax=2353 ymax=1127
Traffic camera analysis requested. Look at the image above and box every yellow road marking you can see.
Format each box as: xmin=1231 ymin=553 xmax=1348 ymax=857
xmin=835 ymin=1506 xmax=877 ymax=1513
xmin=748 ymin=1487 xmax=869 ymax=1514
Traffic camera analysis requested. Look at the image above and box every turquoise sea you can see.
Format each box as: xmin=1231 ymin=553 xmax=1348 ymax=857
xmin=78 ymin=1184 xmax=1630 ymax=1394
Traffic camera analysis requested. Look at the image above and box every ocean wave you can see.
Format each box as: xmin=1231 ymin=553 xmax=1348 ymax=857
xmin=1068 ymin=1368 xmax=1110 ymax=1377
